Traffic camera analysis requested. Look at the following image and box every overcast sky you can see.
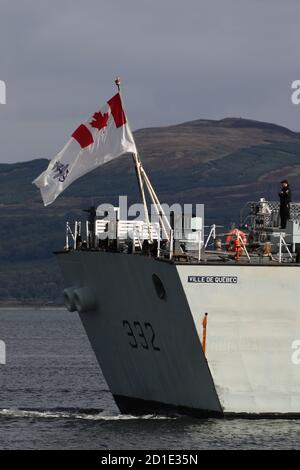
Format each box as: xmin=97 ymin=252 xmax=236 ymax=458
xmin=0 ymin=0 xmax=300 ymax=163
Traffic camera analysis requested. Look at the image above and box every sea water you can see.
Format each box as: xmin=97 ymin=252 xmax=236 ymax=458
xmin=0 ymin=308 xmax=299 ymax=450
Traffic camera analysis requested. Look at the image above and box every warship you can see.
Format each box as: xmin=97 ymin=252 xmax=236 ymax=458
xmin=56 ymin=192 xmax=300 ymax=417
xmin=34 ymin=80 xmax=300 ymax=417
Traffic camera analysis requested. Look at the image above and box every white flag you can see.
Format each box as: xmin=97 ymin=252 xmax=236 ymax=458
xmin=33 ymin=93 xmax=137 ymax=205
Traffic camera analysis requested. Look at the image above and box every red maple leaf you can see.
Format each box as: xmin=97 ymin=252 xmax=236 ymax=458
xmin=90 ymin=111 xmax=109 ymax=130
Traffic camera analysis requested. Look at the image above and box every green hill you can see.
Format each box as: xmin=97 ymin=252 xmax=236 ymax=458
xmin=1 ymin=117 xmax=300 ymax=304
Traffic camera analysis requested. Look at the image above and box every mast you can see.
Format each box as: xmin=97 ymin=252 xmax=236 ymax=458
xmin=115 ymin=77 xmax=171 ymax=244
xmin=115 ymin=78 xmax=152 ymax=242
xmin=140 ymin=166 xmax=172 ymax=239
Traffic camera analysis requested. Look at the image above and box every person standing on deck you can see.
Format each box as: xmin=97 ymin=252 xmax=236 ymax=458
xmin=278 ymin=179 xmax=291 ymax=229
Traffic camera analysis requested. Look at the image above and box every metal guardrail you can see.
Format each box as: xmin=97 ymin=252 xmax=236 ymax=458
xmin=240 ymin=201 xmax=300 ymax=227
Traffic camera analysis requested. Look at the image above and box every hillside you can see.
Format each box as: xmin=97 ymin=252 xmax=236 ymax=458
xmin=1 ymin=117 xmax=300 ymax=304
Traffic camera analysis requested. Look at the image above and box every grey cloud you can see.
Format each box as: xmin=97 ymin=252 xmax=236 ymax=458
xmin=0 ymin=0 xmax=300 ymax=162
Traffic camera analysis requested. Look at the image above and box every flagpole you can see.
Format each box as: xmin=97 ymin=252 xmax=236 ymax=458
xmin=115 ymin=78 xmax=152 ymax=242
xmin=115 ymin=77 xmax=121 ymax=93
xmin=140 ymin=166 xmax=171 ymax=239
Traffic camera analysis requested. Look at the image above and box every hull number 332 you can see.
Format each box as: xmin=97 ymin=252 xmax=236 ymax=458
xmin=122 ymin=320 xmax=160 ymax=351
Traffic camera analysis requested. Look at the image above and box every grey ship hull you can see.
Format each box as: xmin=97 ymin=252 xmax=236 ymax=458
xmin=56 ymin=250 xmax=300 ymax=416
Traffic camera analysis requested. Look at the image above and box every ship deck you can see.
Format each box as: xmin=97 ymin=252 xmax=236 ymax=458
xmin=54 ymin=248 xmax=300 ymax=267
